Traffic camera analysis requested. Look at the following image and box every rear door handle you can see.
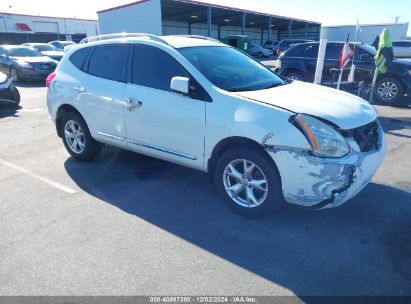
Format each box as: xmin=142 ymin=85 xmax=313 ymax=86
xmin=125 ymin=98 xmax=143 ymax=111
xmin=72 ymin=86 xmax=86 ymax=93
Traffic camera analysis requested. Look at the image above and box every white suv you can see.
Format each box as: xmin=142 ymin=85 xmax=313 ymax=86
xmin=47 ymin=33 xmax=386 ymax=217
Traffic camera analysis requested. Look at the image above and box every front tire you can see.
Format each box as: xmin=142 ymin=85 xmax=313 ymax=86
xmin=10 ymin=68 xmax=20 ymax=83
xmin=375 ymin=77 xmax=403 ymax=105
xmin=60 ymin=112 xmax=101 ymax=161
xmin=214 ymin=147 xmax=284 ymax=218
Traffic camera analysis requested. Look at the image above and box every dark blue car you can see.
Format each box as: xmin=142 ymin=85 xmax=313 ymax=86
xmin=276 ymin=41 xmax=411 ymax=104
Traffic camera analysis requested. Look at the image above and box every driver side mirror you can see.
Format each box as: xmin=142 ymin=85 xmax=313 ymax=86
xmin=170 ymin=76 xmax=190 ymax=95
xmin=360 ymin=54 xmax=373 ymax=62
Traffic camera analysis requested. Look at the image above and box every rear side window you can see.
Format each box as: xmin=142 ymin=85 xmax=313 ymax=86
xmin=87 ymin=44 xmax=129 ymax=82
xmin=304 ymin=45 xmax=319 ymax=58
xmin=132 ymin=44 xmax=188 ymax=92
xmin=69 ymin=47 xmax=91 ymax=70
xmin=286 ymin=45 xmax=306 ymax=57
xmin=280 ymin=41 xmax=292 ymax=47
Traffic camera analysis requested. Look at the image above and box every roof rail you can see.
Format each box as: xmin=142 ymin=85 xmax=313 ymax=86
xmin=79 ymin=33 xmax=169 ymax=45
xmin=169 ymin=35 xmax=220 ymax=43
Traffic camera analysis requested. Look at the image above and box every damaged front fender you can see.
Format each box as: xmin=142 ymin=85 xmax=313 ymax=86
xmin=265 ymin=127 xmax=387 ymax=209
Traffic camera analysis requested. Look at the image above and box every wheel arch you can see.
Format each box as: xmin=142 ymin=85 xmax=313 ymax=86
xmin=55 ymin=104 xmax=84 ymax=138
xmin=377 ymin=73 xmax=407 ymax=94
xmin=207 ymin=136 xmax=276 ymax=176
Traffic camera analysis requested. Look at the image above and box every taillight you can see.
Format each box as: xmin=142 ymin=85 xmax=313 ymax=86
xmin=46 ymin=73 xmax=56 ymax=88
xmin=277 ymin=48 xmax=283 ymax=55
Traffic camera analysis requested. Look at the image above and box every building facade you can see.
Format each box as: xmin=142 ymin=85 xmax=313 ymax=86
xmin=0 ymin=13 xmax=99 ymax=44
xmin=321 ymin=23 xmax=409 ymax=43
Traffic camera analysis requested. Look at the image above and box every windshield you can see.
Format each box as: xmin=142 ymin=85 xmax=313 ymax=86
xmin=34 ymin=44 xmax=59 ymax=52
xmin=6 ymin=47 xmax=43 ymax=57
xmin=359 ymin=44 xmax=377 ymax=56
xmin=179 ymin=46 xmax=284 ymax=92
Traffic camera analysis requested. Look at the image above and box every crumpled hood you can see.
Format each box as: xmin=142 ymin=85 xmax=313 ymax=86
xmin=41 ymin=51 xmax=64 ymax=57
xmin=11 ymin=56 xmax=56 ymax=63
xmin=235 ymin=81 xmax=377 ymax=129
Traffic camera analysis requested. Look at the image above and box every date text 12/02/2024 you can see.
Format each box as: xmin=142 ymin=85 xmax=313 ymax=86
xmin=149 ymin=296 xmax=257 ymax=303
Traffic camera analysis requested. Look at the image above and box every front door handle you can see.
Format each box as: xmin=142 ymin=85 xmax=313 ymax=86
xmin=125 ymin=98 xmax=143 ymax=111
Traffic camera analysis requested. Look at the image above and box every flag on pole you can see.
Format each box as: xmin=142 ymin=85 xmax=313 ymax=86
xmin=339 ymin=42 xmax=354 ymax=69
xmin=375 ymin=28 xmax=394 ymax=74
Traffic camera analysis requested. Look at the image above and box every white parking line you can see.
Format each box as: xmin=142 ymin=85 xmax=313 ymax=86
xmin=0 ymin=158 xmax=77 ymax=194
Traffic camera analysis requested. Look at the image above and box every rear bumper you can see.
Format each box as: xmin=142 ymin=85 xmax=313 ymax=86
xmin=18 ymin=68 xmax=54 ymax=80
xmin=267 ymin=121 xmax=387 ymax=209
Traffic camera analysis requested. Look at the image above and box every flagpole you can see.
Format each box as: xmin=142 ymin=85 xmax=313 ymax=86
xmin=337 ymin=34 xmax=350 ymax=90
xmin=349 ymin=18 xmax=360 ymax=82
xmin=369 ymin=68 xmax=378 ymax=104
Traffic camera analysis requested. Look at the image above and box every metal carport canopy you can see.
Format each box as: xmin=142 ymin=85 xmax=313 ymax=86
xmin=161 ymin=0 xmax=320 ymax=33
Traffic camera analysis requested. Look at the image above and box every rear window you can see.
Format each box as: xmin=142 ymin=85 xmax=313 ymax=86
xmin=87 ymin=44 xmax=129 ymax=82
xmin=69 ymin=47 xmax=91 ymax=70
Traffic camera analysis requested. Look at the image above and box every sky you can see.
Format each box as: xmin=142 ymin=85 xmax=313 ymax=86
xmin=1 ymin=0 xmax=410 ymax=35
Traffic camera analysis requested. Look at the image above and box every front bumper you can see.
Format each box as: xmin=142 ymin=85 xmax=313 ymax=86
xmin=267 ymin=122 xmax=387 ymax=209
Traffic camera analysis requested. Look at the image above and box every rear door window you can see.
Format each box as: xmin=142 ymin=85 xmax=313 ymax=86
xmin=87 ymin=44 xmax=129 ymax=82
xmin=325 ymin=44 xmax=341 ymax=60
xmin=304 ymin=45 xmax=319 ymax=58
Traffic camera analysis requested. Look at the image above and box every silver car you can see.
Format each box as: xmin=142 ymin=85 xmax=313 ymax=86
xmin=250 ymin=44 xmax=273 ymax=58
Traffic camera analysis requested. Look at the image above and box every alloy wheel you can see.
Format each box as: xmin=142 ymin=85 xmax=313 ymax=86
xmin=64 ymin=120 xmax=85 ymax=154
xmin=223 ymin=159 xmax=269 ymax=208
xmin=377 ymin=81 xmax=398 ymax=102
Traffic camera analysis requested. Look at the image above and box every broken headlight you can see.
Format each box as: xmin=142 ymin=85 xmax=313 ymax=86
xmin=294 ymin=114 xmax=350 ymax=158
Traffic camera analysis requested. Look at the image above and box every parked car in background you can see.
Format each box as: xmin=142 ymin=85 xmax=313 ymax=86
xmin=277 ymin=39 xmax=314 ymax=56
xmin=275 ymin=41 xmax=411 ymax=104
xmin=0 ymin=71 xmax=20 ymax=105
xmin=392 ymin=41 xmax=411 ymax=58
xmin=47 ymin=34 xmax=386 ymax=218
xmin=22 ymin=43 xmax=65 ymax=61
xmin=0 ymin=45 xmax=58 ymax=82
xmin=263 ymin=40 xmax=279 ymax=53
xmin=250 ymin=44 xmax=273 ymax=58
xmin=49 ymin=40 xmax=76 ymax=51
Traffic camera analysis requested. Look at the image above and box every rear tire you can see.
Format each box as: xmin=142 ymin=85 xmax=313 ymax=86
xmin=60 ymin=112 xmax=101 ymax=161
xmin=375 ymin=77 xmax=403 ymax=105
xmin=284 ymin=70 xmax=305 ymax=81
xmin=214 ymin=147 xmax=284 ymax=218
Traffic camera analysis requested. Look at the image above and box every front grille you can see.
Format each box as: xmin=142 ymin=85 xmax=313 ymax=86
xmin=343 ymin=120 xmax=379 ymax=152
